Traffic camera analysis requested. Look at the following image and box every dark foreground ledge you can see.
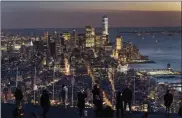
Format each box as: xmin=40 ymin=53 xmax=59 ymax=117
xmin=1 ymin=103 xmax=180 ymax=118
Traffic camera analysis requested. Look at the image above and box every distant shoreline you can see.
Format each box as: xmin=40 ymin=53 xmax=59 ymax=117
xmin=128 ymin=60 xmax=156 ymax=64
xmin=1 ymin=27 xmax=181 ymax=31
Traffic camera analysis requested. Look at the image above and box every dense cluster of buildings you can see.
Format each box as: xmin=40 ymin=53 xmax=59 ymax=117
xmin=1 ymin=16 xmax=145 ymax=69
xmin=1 ymin=15 xmax=181 ymax=113
xmin=0 ymin=16 xmax=145 ymax=106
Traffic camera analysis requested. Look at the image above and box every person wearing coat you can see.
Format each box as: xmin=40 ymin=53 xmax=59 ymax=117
xmin=92 ymin=84 xmax=103 ymax=117
xmin=14 ymin=88 xmax=23 ymax=107
xmin=116 ymin=91 xmax=124 ymax=118
xmin=77 ymin=89 xmax=87 ymax=118
xmin=178 ymin=103 xmax=182 ymax=118
xmin=40 ymin=90 xmax=50 ymax=118
xmin=122 ymin=85 xmax=132 ymax=113
xmin=164 ymin=90 xmax=173 ymax=116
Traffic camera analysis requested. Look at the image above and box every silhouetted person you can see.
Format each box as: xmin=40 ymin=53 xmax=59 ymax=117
xmin=116 ymin=91 xmax=124 ymax=118
xmin=103 ymin=105 xmax=114 ymax=118
xmin=122 ymin=85 xmax=132 ymax=113
xmin=92 ymin=84 xmax=103 ymax=117
xmin=164 ymin=90 xmax=173 ymax=116
xmin=59 ymin=85 xmax=65 ymax=102
xmin=178 ymin=104 xmax=182 ymax=118
xmin=14 ymin=88 xmax=23 ymax=107
xmin=40 ymin=90 xmax=50 ymax=118
xmin=77 ymin=89 xmax=87 ymax=118
xmin=142 ymin=112 xmax=149 ymax=118
xmin=60 ymin=84 xmax=68 ymax=108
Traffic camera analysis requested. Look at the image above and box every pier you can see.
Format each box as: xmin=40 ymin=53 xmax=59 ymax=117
xmin=136 ymin=69 xmax=181 ymax=76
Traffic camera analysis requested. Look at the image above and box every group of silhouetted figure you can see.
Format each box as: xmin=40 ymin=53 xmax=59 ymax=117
xmin=115 ymin=85 xmax=133 ymax=118
xmin=12 ymin=85 xmax=182 ymax=118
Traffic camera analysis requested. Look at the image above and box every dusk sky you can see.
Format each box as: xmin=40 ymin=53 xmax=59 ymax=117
xmin=1 ymin=2 xmax=181 ymax=29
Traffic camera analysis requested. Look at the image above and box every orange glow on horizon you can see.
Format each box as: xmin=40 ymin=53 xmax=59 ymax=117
xmin=88 ymin=2 xmax=181 ymax=12
xmin=8 ymin=2 xmax=180 ymax=12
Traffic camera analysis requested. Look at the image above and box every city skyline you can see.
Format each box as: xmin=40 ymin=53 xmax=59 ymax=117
xmin=1 ymin=2 xmax=181 ymax=29
xmin=1 ymin=2 xmax=182 ymax=116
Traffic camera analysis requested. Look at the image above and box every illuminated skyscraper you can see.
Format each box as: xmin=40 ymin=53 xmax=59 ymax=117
xmin=27 ymin=40 xmax=34 ymax=59
xmin=91 ymin=28 xmax=95 ymax=35
xmin=44 ymin=32 xmax=49 ymax=40
xmin=102 ymin=15 xmax=108 ymax=35
xmin=43 ymin=32 xmax=50 ymax=56
xmin=85 ymin=26 xmax=92 ymax=37
xmin=115 ymin=36 xmax=123 ymax=50
xmin=85 ymin=26 xmax=95 ymax=48
xmin=72 ymin=30 xmax=77 ymax=41
xmin=20 ymin=42 xmax=27 ymax=58
xmin=56 ymin=33 xmax=62 ymax=57
xmin=63 ymin=32 xmax=71 ymax=41
xmin=43 ymin=34 xmax=49 ymax=55
xmin=102 ymin=15 xmax=109 ymax=45
xmin=7 ymin=39 xmax=14 ymax=52
xmin=95 ymin=35 xmax=101 ymax=47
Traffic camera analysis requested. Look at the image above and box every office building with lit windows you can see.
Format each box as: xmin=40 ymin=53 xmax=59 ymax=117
xmin=102 ymin=15 xmax=109 ymax=35
xmin=95 ymin=35 xmax=102 ymax=48
xmin=63 ymin=32 xmax=71 ymax=41
xmin=85 ymin=26 xmax=95 ymax=48
xmin=115 ymin=36 xmax=123 ymax=50
xmin=102 ymin=15 xmax=109 ymax=45
xmin=104 ymin=42 xmax=113 ymax=55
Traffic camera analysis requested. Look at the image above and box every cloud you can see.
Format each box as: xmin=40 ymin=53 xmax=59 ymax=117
xmin=1 ymin=1 xmax=181 ymax=12
xmin=1 ymin=1 xmax=181 ymax=28
xmin=1 ymin=9 xmax=181 ymax=29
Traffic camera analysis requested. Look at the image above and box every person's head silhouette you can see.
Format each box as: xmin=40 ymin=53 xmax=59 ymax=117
xmin=117 ymin=91 xmax=121 ymax=96
xmin=94 ymin=84 xmax=98 ymax=89
xmin=42 ymin=89 xmax=48 ymax=94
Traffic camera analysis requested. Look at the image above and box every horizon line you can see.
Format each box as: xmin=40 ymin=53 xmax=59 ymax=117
xmin=1 ymin=26 xmax=181 ymax=30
